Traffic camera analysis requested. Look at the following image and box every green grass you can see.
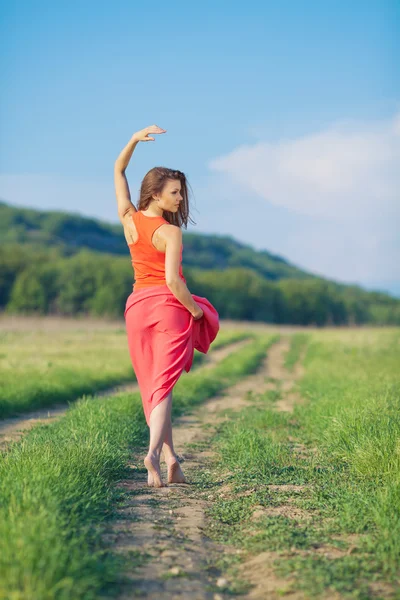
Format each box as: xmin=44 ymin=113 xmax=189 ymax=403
xmin=284 ymin=332 xmax=310 ymax=371
xmin=295 ymin=329 xmax=400 ymax=577
xmin=204 ymin=329 xmax=256 ymax=350
xmin=0 ymin=331 xmax=278 ymax=600
xmin=198 ymin=328 xmax=400 ymax=598
xmin=0 ymin=326 xmax=136 ymax=418
xmin=0 ymin=394 xmax=145 ymax=600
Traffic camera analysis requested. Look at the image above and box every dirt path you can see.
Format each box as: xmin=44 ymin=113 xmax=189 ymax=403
xmin=106 ymin=335 xmax=307 ymax=599
xmin=0 ymin=338 xmax=251 ymax=451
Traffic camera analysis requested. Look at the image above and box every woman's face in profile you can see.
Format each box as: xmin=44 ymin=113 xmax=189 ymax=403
xmin=159 ymin=179 xmax=183 ymax=212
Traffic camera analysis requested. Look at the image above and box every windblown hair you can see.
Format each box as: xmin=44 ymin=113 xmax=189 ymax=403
xmin=137 ymin=167 xmax=196 ymax=228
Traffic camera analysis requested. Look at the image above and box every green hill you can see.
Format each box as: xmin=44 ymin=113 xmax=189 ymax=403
xmin=1 ymin=200 xmax=399 ymax=325
xmin=0 ymin=200 xmax=313 ymax=281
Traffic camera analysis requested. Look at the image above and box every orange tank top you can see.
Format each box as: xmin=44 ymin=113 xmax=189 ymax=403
xmin=128 ymin=210 xmax=186 ymax=291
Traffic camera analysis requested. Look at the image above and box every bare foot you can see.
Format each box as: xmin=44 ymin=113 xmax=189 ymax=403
xmin=144 ymin=454 xmax=164 ymax=488
xmin=166 ymin=456 xmax=187 ymax=484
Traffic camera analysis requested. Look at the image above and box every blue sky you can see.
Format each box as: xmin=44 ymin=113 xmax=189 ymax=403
xmin=1 ymin=0 xmax=399 ymax=296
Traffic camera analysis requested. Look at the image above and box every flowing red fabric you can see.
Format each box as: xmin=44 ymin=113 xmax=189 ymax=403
xmin=124 ymin=284 xmax=220 ymax=425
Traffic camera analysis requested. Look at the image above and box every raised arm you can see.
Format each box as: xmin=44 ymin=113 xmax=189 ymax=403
xmin=114 ymin=125 xmax=167 ymax=223
xmin=114 ymin=134 xmax=139 ymax=222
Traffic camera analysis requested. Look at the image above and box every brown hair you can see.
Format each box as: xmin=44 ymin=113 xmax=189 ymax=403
xmin=137 ymin=166 xmax=196 ymax=228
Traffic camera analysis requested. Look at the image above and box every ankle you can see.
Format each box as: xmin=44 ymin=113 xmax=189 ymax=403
xmin=146 ymin=450 xmax=161 ymax=462
xmin=165 ymin=453 xmax=179 ymax=464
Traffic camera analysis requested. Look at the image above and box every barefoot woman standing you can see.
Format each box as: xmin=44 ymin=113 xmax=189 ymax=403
xmin=114 ymin=125 xmax=220 ymax=488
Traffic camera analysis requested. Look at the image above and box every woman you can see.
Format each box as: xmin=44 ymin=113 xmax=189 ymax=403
xmin=114 ymin=125 xmax=220 ymax=488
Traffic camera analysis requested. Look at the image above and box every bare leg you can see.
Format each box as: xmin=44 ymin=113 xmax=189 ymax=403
xmin=161 ymin=389 xmax=175 ymax=461
xmin=144 ymin=392 xmax=172 ymax=488
xmin=146 ymin=388 xmax=187 ymax=485
xmin=162 ymin=413 xmax=187 ymax=484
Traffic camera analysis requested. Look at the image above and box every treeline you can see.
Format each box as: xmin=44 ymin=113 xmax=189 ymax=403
xmin=1 ymin=243 xmax=399 ymax=325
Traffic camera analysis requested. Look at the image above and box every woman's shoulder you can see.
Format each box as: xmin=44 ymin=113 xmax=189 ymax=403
xmin=157 ymin=221 xmax=182 ymax=244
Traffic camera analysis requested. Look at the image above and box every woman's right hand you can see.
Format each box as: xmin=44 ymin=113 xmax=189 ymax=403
xmin=192 ymin=307 xmax=204 ymax=320
xmin=133 ymin=125 xmax=166 ymax=143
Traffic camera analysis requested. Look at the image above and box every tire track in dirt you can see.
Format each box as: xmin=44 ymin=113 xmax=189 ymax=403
xmin=0 ymin=338 xmax=251 ymax=451
xmin=106 ymin=335 xmax=295 ymax=599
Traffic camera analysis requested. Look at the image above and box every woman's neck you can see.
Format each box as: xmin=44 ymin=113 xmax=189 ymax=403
xmin=141 ymin=202 xmax=164 ymax=217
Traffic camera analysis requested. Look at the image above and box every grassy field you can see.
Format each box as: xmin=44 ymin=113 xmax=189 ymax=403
xmin=1 ymin=320 xmax=399 ymax=599
xmin=0 ymin=318 xmax=250 ymax=418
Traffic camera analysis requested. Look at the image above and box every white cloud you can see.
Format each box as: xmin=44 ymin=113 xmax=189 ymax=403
xmin=201 ymin=112 xmax=400 ymax=292
xmin=208 ymin=112 xmax=400 ymax=222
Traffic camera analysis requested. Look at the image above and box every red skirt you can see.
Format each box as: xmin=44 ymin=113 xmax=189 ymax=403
xmin=124 ymin=284 xmax=220 ymax=425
